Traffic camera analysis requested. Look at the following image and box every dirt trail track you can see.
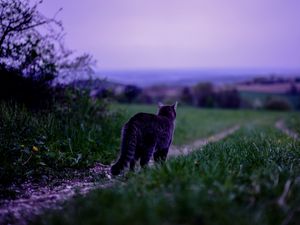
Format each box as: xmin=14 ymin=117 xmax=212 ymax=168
xmin=169 ymin=125 xmax=240 ymax=156
xmin=0 ymin=124 xmax=240 ymax=225
xmin=275 ymin=119 xmax=299 ymax=140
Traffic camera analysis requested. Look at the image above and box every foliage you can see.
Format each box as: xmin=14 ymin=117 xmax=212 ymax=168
xmin=0 ymin=90 xmax=124 ymax=185
xmin=0 ymin=0 xmax=62 ymax=77
xmin=215 ymin=88 xmax=240 ymax=108
xmin=264 ymin=97 xmax=292 ymax=111
xmin=180 ymin=86 xmax=194 ymax=105
xmin=186 ymin=83 xmax=241 ymax=109
xmin=193 ymin=82 xmax=215 ymax=107
xmin=0 ymin=0 xmax=95 ymax=108
xmin=0 ymin=66 xmax=55 ymax=109
xmin=123 ymin=85 xmax=142 ymax=103
xmin=288 ymin=83 xmax=299 ymax=95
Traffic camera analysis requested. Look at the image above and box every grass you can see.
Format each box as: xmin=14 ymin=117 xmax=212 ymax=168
xmin=32 ymin=116 xmax=300 ymax=225
xmin=0 ymin=98 xmax=290 ymax=186
xmin=0 ymin=92 xmax=124 ymax=185
xmin=115 ymin=104 xmax=284 ymax=145
xmin=285 ymin=113 xmax=300 ymax=135
xmin=1 ymin=98 xmax=299 ymax=224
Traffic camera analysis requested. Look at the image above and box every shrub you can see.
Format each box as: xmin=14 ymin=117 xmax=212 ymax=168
xmin=193 ymin=83 xmax=215 ymax=107
xmin=215 ymin=88 xmax=240 ymax=108
xmin=0 ymin=67 xmax=55 ymax=109
xmin=180 ymin=87 xmax=194 ymax=105
xmin=123 ymin=85 xmax=142 ymax=103
xmin=264 ymin=97 xmax=292 ymax=111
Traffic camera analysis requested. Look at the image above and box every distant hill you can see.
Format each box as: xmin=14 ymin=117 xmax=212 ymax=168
xmin=94 ymin=69 xmax=300 ymax=87
xmin=70 ymin=79 xmax=124 ymax=90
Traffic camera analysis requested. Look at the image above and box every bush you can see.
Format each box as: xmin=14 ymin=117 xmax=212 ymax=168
xmin=0 ymin=67 xmax=55 ymax=109
xmin=193 ymin=83 xmax=215 ymax=107
xmin=180 ymin=87 xmax=194 ymax=105
xmin=0 ymin=0 xmax=95 ymax=109
xmin=124 ymin=85 xmax=142 ymax=103
xmin=0 ymin=89 xmax=124 ymax=185
xmin=215 ymin=88 xmax=240 ymax=109
xmin=264 ymin=97 xmax=292 ymax=111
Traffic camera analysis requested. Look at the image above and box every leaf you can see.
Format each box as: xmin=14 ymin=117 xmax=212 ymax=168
xmin=39 ymin=162 xmax=47 ymax=166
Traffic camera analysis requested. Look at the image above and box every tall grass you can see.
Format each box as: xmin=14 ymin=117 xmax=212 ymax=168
xmin=0 ymin=91 xmax=124 ymax=185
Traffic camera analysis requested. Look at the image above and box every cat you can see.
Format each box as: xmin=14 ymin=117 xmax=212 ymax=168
xmin=110 ymin=102 xmax=177 ymax=175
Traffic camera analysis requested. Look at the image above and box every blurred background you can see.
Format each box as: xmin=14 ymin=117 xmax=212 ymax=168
xmin=47 ymin=0 xmax=300 ymax=110
xmin=1 ymin=0 xmax=299 ymax=110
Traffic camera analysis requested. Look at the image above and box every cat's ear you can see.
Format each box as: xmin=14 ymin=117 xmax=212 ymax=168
xmin=158 ymin=102 xmax=164 ymax=108
xmin=172 ymin=101 xmax=178 ymax=110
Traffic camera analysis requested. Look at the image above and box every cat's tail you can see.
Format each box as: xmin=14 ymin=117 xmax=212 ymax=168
xmin=111 ymin=123 xmax=137 ymax=175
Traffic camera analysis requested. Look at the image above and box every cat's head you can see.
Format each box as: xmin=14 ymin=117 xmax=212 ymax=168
xmin=157 ymin=102 xmax=177 ymax=120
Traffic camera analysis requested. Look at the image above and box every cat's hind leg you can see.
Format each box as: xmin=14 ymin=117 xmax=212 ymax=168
xmin=153 ymin=148 xmax=169 ymax=163
xmin=130 ymin=148 xmax=141 ymax=171
xmin=140 ymin=145 xmax=155 ymax=168
xmin=129 ymin=159 xmax=136 ymax=171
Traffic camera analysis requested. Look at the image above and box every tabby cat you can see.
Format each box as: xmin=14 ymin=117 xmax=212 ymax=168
xmin=110 ymin=102 xmax=177 ymax=175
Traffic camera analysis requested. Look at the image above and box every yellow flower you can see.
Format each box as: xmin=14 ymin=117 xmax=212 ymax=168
xmin=32 ymin=146 xmax=39 ymax=152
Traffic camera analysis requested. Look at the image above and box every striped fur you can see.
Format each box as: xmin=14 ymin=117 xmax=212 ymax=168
xmin=111 ymin=102 xmax=177 ymax=175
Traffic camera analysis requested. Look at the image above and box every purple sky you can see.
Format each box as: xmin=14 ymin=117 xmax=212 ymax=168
xmin=40 ymin=0 xmax=300 ymax=71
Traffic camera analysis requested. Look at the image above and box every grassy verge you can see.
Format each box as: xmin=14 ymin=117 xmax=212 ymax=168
xmin=32 ymin=118 xmax=300 ymax=225
xmin=0 ymin=93 xmax=124 ymax=186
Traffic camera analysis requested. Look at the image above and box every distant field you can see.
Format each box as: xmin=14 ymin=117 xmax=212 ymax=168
xmin=33 ymin=109 xmax=300 ymax=225
xmin=240 ymin=91 xmax=300 ymax=109
xmin=237 ymin=83 xmax=300 ymax=94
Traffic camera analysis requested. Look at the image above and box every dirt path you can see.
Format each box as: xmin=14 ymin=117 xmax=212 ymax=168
xmin=169 ymin=124 xmax=240 ymax=156
xmin=0 ymin=124 xmax=240 ymax=225
xmin=275 ymin=119 xmax=299 ymax=140
xmin=0 ymin=164 xmax=112 ymax=225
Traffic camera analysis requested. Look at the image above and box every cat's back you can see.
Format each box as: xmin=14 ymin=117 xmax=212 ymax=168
xmin=126 ymin=112 xmax=172 ymax=131
xmin=128 ymin=112 xmax=159 ymax=125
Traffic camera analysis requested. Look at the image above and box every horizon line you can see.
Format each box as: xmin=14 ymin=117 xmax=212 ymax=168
xmin=95 ymin=67 xmax=300 ymax=73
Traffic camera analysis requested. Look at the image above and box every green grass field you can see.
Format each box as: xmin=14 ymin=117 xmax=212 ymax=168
xmin=0 ymin=100 xmax=295 ymax=185
xmin=32 ymin=109 xmax=300 ymax=225
xmin=1 ymin=99 xmax=299 ymax=224
xmin=6 ymin=103 xmax=293 ymax=225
